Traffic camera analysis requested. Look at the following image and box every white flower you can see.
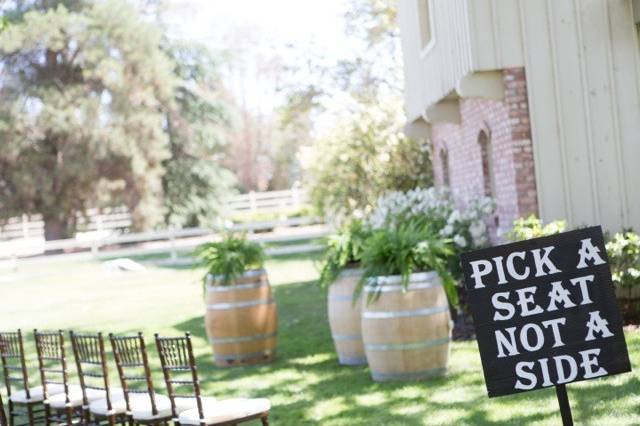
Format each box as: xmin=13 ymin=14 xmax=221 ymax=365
xmin=441 ymin=225 xmax=454 ymax=236
xmin=453 ymin=235 xmax=467 ymax=248
xmin=448 ymin=210 xmax=461 ymax=224
xmin=469 ymin=221 xmax=486 ymax=239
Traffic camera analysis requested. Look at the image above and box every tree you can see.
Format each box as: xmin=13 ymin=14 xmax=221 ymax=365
xmin=0 ymin=0 xmax=176 ymax=239
xmin=161 ymin=40 xmax=236 ymax=227
xmin=304 ymin=100 xmax=432 ymax=219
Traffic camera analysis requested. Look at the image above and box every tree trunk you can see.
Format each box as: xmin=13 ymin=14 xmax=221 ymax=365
xmin=43 ymin=215 xmax=71 ymax=241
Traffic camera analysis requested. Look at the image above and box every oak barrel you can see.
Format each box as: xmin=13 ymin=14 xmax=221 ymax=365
xmin=361 ymin=271 xmax=452 ymax=381
xmin=328 ymin=268 xmax=366 ymax=365
xmin=205 ymin=269 xmax=277 ymax=367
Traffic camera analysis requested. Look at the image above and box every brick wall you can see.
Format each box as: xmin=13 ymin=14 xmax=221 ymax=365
xmin=431 ymin=67 xmax=538 ymax=240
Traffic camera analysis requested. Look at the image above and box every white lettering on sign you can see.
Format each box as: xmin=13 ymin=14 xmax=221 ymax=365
xmin=495 ymin=327 xmax=519 ymax=358
xmin=470 ymin=259 xmax=492 ymax=289
xmin=513 ymin=349 xmax=608 ymax=390
xmin=506 ymin=251 xmax=529 ymax=280
xmin=542 ymin=318 xmax=566 ymax=348
xmin=585 ymin=311 xmax=614 ymax=341
xmin=570 ymin=275 xmax=595 ymax=305
xmin=546 ymin=281 xmax=576 ymax=311
xmin=576 ymin=238 xmax=606 ymax=268
xmin=492 ymin=291 xmax=515 ymax=321
xmin=580 ymin=349 xmax=608 ymax=379
xmin=520 ymin=323 xmax=545 ymax=352
xmin=515 ymin=286 xmax=543 ymax=317
xmin=463 ymin=227 xmax=631 ymax=396
xmin=469 ymin=246 xmax=562 ymax=288
xmin=532 ymin=247 xmax=562 ymax=277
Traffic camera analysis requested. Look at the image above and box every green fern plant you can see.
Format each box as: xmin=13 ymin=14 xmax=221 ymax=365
xmin=359 ymin=221 xmax=458 ymax=306
xmin=318 ymin=220 xmax=369 ymax=289
xmin=196 ymin=233 xmax=265 ymax=285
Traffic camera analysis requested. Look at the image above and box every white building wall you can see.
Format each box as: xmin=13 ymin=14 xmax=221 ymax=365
xmin=520 ymin=0 xmax=640 ymax=231
xmin=398 ymin=0 xmax=640 ymax=232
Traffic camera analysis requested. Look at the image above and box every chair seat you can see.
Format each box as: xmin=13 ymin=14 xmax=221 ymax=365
xmin=174 ymin=396 xmax=217 ymax=414
xmin=86 ymin=387 xmax=124 ymax=403
xmin=10 ymin=383 xmax=68 ymax=404
xmin=47 ymin=385 xmax=85 ymax=409
xmin=87 ymin=389 xmax=127 ymax=416
xmin=129 ymin=394 xmax=172 ymax=421
xmin=178 ymin=398 xmax=270 ymax=425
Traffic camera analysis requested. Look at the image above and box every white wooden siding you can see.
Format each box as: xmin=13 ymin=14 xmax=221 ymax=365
xmin=399 ymin=0 xmax=640 ymax=232
xmin=520 ymin=0 xmax=640 ymax=231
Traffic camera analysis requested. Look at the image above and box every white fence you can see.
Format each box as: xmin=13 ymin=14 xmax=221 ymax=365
xmin=0 ymin=207 xmax=132 ymax=241
xmin=223 ymin=187 xmax=307 ymax=213
xmin=0 ymin=217 xmax=329 ymax=266
xmin=0 ymin=188 xmax=322 ymax=266
xmin=0 ymin=188 xmax=310 ymax=241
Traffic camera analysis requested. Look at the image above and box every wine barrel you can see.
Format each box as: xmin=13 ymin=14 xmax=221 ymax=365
xmin=361 ymin=271 xmax=452 ymax=381
xmin=328 ymin=268 xmax=366 ymax=365
xmin=205 ymin=269 xmax=277 ymax=367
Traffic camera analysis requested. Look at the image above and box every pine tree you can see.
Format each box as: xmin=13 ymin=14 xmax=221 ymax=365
xmin=0 ymin=0 xmax=176 ymax=239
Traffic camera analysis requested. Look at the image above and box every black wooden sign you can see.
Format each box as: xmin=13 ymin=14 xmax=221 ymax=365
xmin=460 ymin=226 xmax=631 ymax=398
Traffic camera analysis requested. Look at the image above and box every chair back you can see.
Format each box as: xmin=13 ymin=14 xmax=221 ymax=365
xmin=0 ymin=330 xmax=32 ymax=400
xmin=69 ymin=331 xmax=114 ymax=409
xmin=33 ymin=329 xmax=71 ymax=402
xmin=154 ymin=333 xmax=203 ymax=420
xmin=109 ymin=333 xmax=159 ymax=416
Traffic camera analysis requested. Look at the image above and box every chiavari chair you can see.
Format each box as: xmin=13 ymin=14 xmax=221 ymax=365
xmin=69 ymin=331 xmax=125 ymax=425
xmin=34 ymin=329 xmax=84 ymax=425
xmin=0 ymin=330 xmax=50 ymax=425
xmin=109 ymin=333 xmax=172 ymax=425
xmin=154 ymin=333 xmax=270 ymax=426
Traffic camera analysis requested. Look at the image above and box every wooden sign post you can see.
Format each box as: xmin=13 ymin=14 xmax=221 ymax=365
xmin=460 ymin=226 xmax=631 ymax=425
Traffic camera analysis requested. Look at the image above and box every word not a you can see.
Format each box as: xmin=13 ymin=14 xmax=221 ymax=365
xmin=495 ymin=310 xmax=614 ymax=358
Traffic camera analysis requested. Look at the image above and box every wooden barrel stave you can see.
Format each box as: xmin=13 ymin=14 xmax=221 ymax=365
xmin=362 ymin=272 xmax=452 ymax=381
xmin=205 ymin=269 xmax=277 ymax=367
xmin=328 ymin=269 xmax=366 ymax=365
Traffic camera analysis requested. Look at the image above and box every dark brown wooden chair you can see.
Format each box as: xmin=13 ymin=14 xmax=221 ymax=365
xmin=109 ymin=333 xmax=172 ymax=425
xmin=0 ymin=391 xmax=8 ymax=426
xmin=0 ymin=330 xmax=48 ymax=425
xmin=34 ymin=329 xmax=84 ymax=425
xmin=154 ymin=333 xmax=270 ymax=426
xmin=69 ymin=331 xmax=126 ymax=425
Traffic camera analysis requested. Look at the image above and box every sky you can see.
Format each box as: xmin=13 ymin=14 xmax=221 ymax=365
xmin=165 ymin=0 xmax=349 ymax=53
xmin=163 ymin=0 xmax=358 ymax=114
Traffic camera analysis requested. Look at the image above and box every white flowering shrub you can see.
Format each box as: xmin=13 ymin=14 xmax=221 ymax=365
xmin=506 ymin=215 xmax=566 ymax=242
xmin=606 ymin=232 xmax=640 ymax=288
xmin=367 ymin=187 xmax=495 ymax=252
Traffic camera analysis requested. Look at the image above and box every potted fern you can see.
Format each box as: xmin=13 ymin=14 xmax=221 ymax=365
xmin=319 ymin=220 xmax=369 ymax=365
xmin=359 ymin=220 xmax=457 ymax=382
xmin=196 ymin=234 xmax=277 ymax=367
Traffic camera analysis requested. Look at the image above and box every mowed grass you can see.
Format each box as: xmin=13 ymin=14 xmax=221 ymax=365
xmin=0 ymin=254 xmax=639 ymax=425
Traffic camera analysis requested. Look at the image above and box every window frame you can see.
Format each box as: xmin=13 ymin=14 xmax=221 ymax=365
xmin=418 ymin=0 xmax=436 ymax=56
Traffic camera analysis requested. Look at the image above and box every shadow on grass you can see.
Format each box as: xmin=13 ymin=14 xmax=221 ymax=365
xmin=167 ymin=279 xmax=640 ymax=425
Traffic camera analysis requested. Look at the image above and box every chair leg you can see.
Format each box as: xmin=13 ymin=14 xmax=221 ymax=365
xmin=26 ymin=405 xmax=34 ymax=426
xmin=44 ymin=403 xmax=51 ymax=426
xmin=66 ymin=406 xmax=75 ymax=425
xmin=8 ymin=401 xmax=14 ymax=426
xmin=260 ymin=414 xmax=269 ymax=426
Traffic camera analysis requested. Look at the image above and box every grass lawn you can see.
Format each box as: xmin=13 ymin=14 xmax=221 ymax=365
xmin=1 ymin=253 xmax=639 ymax=425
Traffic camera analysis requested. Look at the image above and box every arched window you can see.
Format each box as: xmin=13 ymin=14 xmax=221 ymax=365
xmin=478 ymin=130 xmax=494 ymax=198
xmin=440 ymin=148 xmax=450 ymax=187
